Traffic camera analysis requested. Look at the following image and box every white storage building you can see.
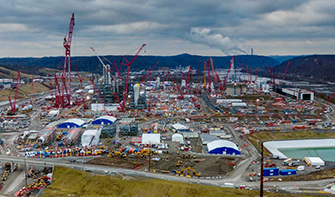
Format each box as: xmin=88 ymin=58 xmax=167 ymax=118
xmin=81 ymin=128 xmax=102 ymax=147
xmin=171 ymin=133 xmax=184 ymax=143
xmin=304 ymin=157 xmax=325 ymax=166
xmin=142 ymin=133 xmax=161 ymax=144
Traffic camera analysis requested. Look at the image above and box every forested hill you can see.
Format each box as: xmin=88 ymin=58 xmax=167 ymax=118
xmin=275 ymin=55 xmax=335 ymax=82
xmin=0 ymin=54 xmax=279 ymax=75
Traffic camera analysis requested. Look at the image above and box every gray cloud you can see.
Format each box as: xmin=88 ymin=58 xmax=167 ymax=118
xmin=0 ymin=0 xmax=333 ymax=57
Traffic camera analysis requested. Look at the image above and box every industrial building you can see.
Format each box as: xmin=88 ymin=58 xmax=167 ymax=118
xmin=225 ymin=83 xmax=247 ymax=96
xmin=279 ymin=88 xmax=314 ymax=101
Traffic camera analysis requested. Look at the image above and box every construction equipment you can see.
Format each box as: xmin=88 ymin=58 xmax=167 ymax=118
xmin=175 ymin=160 xmax=182 ymax=167
xmin=8 ymin=70 xmax=21 ymax=115
xmin=55 ymin=130 xmax=63 ymax=141
xmin=4 ymin=163 xmax=11 ymax=171
xmin=108 ymin=151 xmax=127 ymax=158
xmin=176 ymin=166 xmax=200 ymax=177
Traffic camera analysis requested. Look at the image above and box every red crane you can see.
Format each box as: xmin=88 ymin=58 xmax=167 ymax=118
xmin=112 ymin=93 xmax=122 ymax=111
xmin=258 ymin=56 xmax=275 ymax=85
xmin=223 ymin=56 xmax=235 ymax=88
xmin=62 ymin=13 xmax=75 ymax=105
xmin=73 ymin=64 xmax=83 ymax=89
xmin=141 ymin=61 xmax=159 ymax=84
xmin=280 ymin=60 xmax=291 ymax=86
xmin=207 ymin=60 xmax=212 ymax=93
xmin=112 ymin=60 xmax=122 ymax=80
xmin=185 ymin=66 xmax=192 ymax=90
xmin=119 ymin=44 xmax=146 ymax=111
xmin=8 ymin=70 xmax=21 ymax=114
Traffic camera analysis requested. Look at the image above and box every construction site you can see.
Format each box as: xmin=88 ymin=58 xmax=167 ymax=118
xmin=1 ymin=13 xmax=335 ymax=196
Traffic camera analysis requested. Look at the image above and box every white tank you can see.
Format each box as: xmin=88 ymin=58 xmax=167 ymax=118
xmin=156 ymin=77 xmax=160 ymax=89
xmin=181 ymin=80 xmax=186 ymax=88
xmin=133 ymin=83 xmax=140 ymax=106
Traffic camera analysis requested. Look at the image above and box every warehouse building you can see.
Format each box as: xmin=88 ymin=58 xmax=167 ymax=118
xmin=92 ymin=115 xmax=117 ymax=125
xmin=57 ymin=118 xmax=85 ymax=129
xmin=171 ymin=123 xmax=190 ymax=132
xmin=207 ymin=140 xmax=240 ymax=155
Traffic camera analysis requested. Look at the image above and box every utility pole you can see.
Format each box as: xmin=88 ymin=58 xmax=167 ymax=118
xmin=260 ymin=142 xmax=264 ymax=197
xmin=24 ymin=158 xmax=27 ymax=185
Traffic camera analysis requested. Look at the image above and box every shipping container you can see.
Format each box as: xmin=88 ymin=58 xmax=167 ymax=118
xmin=280 ymin=169 xmax=296 ymax=176
xmin=263 ymin=168 xmax=279 ymax=176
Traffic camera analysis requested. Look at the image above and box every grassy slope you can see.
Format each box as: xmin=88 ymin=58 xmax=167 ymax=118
xmin=41 ymin=166 xmax=310 ymax=197
xmin=248 ymin=130 xmax=335 ymax=154
xmin=0 ymin=82 xmax=50 ymax=102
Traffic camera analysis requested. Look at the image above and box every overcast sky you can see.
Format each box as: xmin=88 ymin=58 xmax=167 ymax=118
xmin=0 ymin=0 xmax=334 ymax=57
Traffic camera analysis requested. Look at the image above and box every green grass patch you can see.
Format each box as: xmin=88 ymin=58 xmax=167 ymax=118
xmin=41 ymin=166 xmax=306 ymax=197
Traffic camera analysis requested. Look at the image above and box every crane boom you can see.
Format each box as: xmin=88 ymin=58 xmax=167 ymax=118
xmin=63 ymin=13 xmax=75 ymax=105
xmin=223 ymin=56 xmax=235 ymax=88
xmin=280 ymin=60 xmax=291 ymax=86
xmin=90 ymin=47 xmax=111 ymax=85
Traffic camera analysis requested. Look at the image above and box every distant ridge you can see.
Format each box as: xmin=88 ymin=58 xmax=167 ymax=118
xmin=0 ymin=54 xmax=279 ymax=75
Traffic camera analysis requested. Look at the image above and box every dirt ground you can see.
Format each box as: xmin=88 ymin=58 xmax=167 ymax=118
xmin=87 ymin=154 xmax=242 ymax=177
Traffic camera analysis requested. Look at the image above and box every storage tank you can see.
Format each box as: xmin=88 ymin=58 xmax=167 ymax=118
xmin=133 ymin=83 xmax=140 ymax=107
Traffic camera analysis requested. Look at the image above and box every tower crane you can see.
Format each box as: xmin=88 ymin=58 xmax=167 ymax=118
xmin=119 ymin=44 xmax=146 ymax=111
xmin=90 ymin=47 xmax=111 ymax=85
xmin=8 ymin=70 xmax=20 ymax=115
xmin=62 ymin=13 xmax=75 ymax=105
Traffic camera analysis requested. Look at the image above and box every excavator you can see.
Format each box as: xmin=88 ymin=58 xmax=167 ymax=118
xmin=108 ymin=150 xmax=127 ymax=158
xmin=176 ymin=166 xmax=200 ymax=177
xmin=55 ymin=130 xmax=63 ymax=141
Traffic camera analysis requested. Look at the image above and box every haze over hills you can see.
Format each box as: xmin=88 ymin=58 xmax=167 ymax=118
xmin=0 ymin=54 xmax=279 ymax=75
xmin=275 ymin=55 xmax=335 ymax=82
